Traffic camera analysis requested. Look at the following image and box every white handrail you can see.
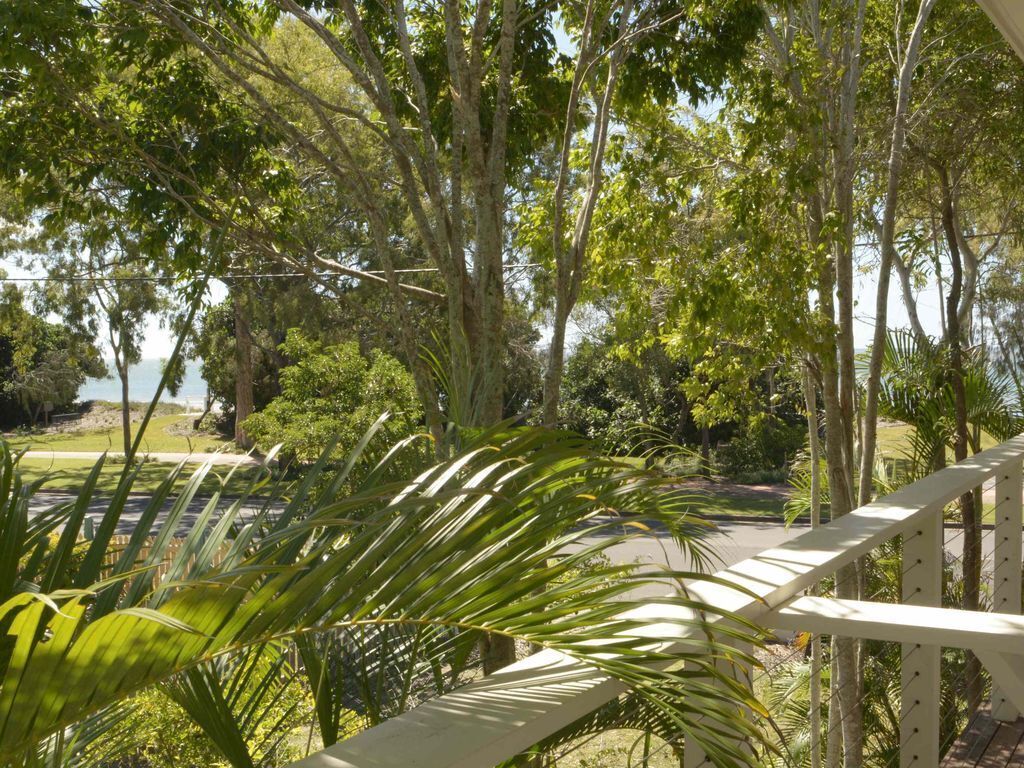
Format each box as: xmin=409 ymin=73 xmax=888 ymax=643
xmin=287 ymin=435 xmax=1024 ymax=768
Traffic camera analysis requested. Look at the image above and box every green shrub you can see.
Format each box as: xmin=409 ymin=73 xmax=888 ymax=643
xmin=117 ymin=688 xmax=227 ymax=768
xmin=714 ymin=412 xmax=804 ymax=479
xmin=117 ymin=671 xmax=317 ymax=767
xmin=243 ymin=330 xmax=422 ymax=465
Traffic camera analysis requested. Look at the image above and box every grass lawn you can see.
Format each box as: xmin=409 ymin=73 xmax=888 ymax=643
xmin=876 ymin=422 xmax=999 ymax=457
xmin=6 ymin=413 xmax=232 ymax=454
xmin=553 ymin=729 xmax=679 ymax=767
xmin=19 ymin=457 xmax=274 ymax=496
xmin=5 ymin=407 xmax=262 ymax=494
xmin=682 ymin=489 xmax=789 ymax=519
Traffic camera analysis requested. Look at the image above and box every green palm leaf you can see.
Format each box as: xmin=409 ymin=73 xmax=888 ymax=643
xmin=0 ymin=426 xmax=765 ymax=767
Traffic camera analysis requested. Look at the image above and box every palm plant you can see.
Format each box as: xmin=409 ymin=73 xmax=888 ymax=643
xmin=876 ymin=330 xmax=1021 ymax=472
xmin=0 ymin=422 xmax=767 ymax=768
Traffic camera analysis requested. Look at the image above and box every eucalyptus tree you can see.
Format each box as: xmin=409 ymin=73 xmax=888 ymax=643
xmin=876 ymin=0 xmax=1024 ymax=710
xmin=985 ymin=249 xmax=1024 ymax=398
xmin=34 ymin=231 xmax=167 ymax=455
xmin=589 ymin=1 xmax=873 ymax=761
xmin=539 ymin=2 xmax=762 ymax=426
xmin=1 ymin=1 xmax=766 ymax=439
xmin=856 ymin=0 xmax=937 ymax=508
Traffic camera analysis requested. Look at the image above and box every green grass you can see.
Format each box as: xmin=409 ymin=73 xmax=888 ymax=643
xmin=7 ymin=413 xmax=232 ymax=454
xmin=876 ymin=423 xmax=999 ymax=457
xmin=5 ymin=407 xmax=264 ymax=494
xmin=554 ymin=729 xmax=679 ymax=767
xmin=19 ymin=457 xmax=273 ymax=496
xmin=682 ymin=488 xmax=789 ymax=519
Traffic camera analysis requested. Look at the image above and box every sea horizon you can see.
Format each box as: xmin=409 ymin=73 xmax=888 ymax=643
xmin=79 ymin=358 xmax=207 ymax=407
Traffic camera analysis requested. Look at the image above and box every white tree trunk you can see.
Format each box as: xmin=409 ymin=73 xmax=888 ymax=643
xmin=858 ymin=0 xmax=937 ymax=506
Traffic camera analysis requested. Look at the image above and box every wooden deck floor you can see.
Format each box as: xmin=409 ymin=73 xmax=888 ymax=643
xmin=942 ymin=708 xmax=1024 ymax=767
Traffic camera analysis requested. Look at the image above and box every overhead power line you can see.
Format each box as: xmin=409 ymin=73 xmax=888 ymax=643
xmin=0 ymin=264 xmax=547 ymax=284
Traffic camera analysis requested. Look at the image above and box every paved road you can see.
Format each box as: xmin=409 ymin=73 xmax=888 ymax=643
xmin=24 ymin=450 xmax=268 ymax=466
xmin=27 ymin=492 xmax=1021 ymax=582
xmin=28 ymin=492 xmax=275 ymax=537
xmin=577 ymin=518 xmax=1023 ymax=598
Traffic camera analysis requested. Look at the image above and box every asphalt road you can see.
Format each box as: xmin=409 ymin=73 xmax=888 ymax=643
xmin=576 ymin=517 xmax=1021 ymax=598
xmin=27 ymin=493 xmax=1020 ymax=581
xmin=27 ymin=492 xmax=274 ymax=537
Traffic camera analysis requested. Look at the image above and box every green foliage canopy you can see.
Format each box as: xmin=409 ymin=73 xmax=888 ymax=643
xmin=242 ymin=331 xmax=422 ymax=463
xmin=0 ymin=282 xmax=104 ymax=427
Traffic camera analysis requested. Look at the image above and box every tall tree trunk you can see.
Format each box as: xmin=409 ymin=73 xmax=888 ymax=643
xmin=859 ymin=0 xmax=937 ymax=506
xmin=232 ymin=281 xmax=255 ymax=450
xmin=833 ymin=3 xmax=867 ymax=761
xmin=937 ymin=164 xmax=984 ymax=711
xmin=700 ymin=425 xmax=711 ymax=478
xmin=542 ymin=303 xmax=570 ymax=428
xmin=543 ymin=0 xmax=633 ymax=427
xmin=816 ymin=211 xmax=863 ymax=767
xmin=118 ymin=361 xmax=131 ymax=456
xmin=803 ymin=364 xmax=824 ymax=768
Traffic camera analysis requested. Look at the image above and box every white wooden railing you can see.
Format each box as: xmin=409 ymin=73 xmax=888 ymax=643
xmin=288 ymin=435 xmax=1024 ymax=768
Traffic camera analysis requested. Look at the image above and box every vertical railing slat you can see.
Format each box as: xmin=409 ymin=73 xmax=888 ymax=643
xmin=901 ymin=505 xmax=943 ymax=768
xmin=992 ymin=460 xmax=1023 ymax=722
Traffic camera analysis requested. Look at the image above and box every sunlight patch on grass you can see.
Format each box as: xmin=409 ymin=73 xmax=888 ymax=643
xmin=7 ymin=414 xmax=232 ymax=454
xmin=19 ymin=457 xmax=268 ymax=496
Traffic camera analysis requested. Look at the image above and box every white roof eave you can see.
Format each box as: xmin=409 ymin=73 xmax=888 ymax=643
xmin=977 ymin=0 xmax=1024 ymax=62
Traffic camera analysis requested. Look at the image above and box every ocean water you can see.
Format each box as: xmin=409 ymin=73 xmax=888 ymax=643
xmin=79 ymin=359 xmax=208 ymax=407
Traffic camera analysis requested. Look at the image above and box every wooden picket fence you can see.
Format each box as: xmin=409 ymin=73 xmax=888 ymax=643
xmin=99 ymin=535 xmax=232 ymax=584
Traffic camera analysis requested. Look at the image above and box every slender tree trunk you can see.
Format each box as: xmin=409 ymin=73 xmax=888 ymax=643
xmin=118 ymin=361 xmax=131 ymax=456
xmin=700 ymin=425 xmax=711 ymax=478
xmin=859 ymin=0 xmax=937 ymax=506
xmin=816 ymin=221 xmax=863 ymax=768
xmin=543 ymin=0 xmax=632 ymax=427
xmin=821 ymin=341 xmax=861 ymax=767
xmin=671 ymin=395 xmax=690 ymax=446
xmin=834 ymin=4 xmax=867 ymax=761
xmin=936 ymin=165 xmax=984 ymax=711
xmin=804 ymin=365 xmax=823 ymax=768
xmin=542 ymin=304 xmax=569 ymax=428
xmin=232 ymin=281 xmax=255 ymax=450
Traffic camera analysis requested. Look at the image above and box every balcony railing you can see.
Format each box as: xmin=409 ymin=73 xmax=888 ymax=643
xmin=286 ymin=435 xmax=1024 ymax=768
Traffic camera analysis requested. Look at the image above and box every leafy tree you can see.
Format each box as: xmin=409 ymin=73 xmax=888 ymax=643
xmin=30 ymin=235 xmax=167 ymax=455
xmin=873 ymin=0 xmax=1024 ymax=711
xmin=191 ymin=277 xmax=343 ymax=427
xmin=0 ymin=1 xmax=766 ymax=450
xmin=539 ymin=1 xmax=762 ymax=426
xmin=560 ymin=331 xmax=694 ymax=449
xmin=0 ymin=281 xmax=103 ymax=428
xmin=242 ymin=331 xmax=422 ymax=465
xmin=984 ymin=249 xmax=1024 ymax=398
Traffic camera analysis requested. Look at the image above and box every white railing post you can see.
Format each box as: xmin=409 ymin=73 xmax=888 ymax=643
xmin=901 ymin=506 xmax=942 ymax=768
xmin=992 ymin=459 xmax=1023 ymax=722
xmin=684 ymin=637 xmax=753 ymax=768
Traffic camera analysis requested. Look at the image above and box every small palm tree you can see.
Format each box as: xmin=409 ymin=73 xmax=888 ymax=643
xmin=0 ymin=423 xmax=765 ymax=767
xmin=876 ymin=330 xmax=1021 ymax=473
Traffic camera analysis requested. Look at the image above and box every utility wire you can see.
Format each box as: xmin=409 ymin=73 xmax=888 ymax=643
xmin=0 ymin=263 xmax=548 ymax=283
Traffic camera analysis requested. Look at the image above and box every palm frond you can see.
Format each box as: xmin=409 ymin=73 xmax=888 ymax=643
xmin=0 ymin=425 xmax=766 ymax=767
